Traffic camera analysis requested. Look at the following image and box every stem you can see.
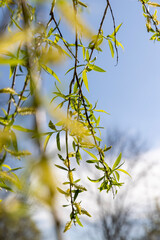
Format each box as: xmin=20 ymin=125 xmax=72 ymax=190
xmin=49 ymin=9 xmax=78 ymax=62
xmin=89 ymin=2 xmax=109 ymax=61
xmin=7 ymin=66 xmax=17 ymax=115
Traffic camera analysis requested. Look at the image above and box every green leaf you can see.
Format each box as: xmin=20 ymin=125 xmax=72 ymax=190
xmin=86 ymin=49 xmax=89 ymax=61
xmin=116 ymin=168 xmax=131 ymax=177
xmin=76 ymin=215 xmax=83 ymax=227
xmin=12 ymin=125 xmax=34 ymax=133
xmin=78 ymin=1 xmax=87 ymax=8
xmin=93 ymin=109 xmax=110 ymax=115
xmin=17 ymin=107 xmax=36 ymax=115
xmin=48 ymin=121 xmax=57 ymax=130
xmin=83 ymin=149 xmax=98 ymax=160
xmin=10 ymin=130 xmax=18 ymax=152
xmin=112 ymin=153 xmax=122 ymax=170
xmin=0 ymin=58 xmax=24 ymax=66
xmin=87 ymin=176 xmax=104 ymax=182
xmin=111 ymin=23 xmax=123 ymax=36
xmin=74 ymin=189 xmax=81 ymax=201
xmin=41 ymin=64 xmax=61 ymax=83
xmin=86 ymin=160 xmax=99 ymax=163
xmin=4 ymin=147 xmax=31 ymax=158
xmin=103 ymin=145 xmax=112 ymax=152
xmin=148 ymin=2 xmax=160 ymax=7
xmin=82 ymin=47 xmax=85 ymax=60
xmin=63 ymin=221 xmax=72 ymax=232
xmin=44 ymin=133 xmax=53 ymax=151
xmin=56 ymin=132 xmax=61 ymax=151
xmin=81 ymin=208 xmax=91 ymax=217
xmin=108 ymin=39 xmax=114 ymax=58
xmin=54 ymin=164 xmax=68 ymax=171
xmin=9 ymin=66 xmax=15 ymax=79
xmin=115 ymin=171 xmax=120 ymax=181
xmin=57 ymin=154 xmax=65 ymax=161
xmin=0 ymin=88 xmax=16 ymax=95
xmin=82 ymin=70 xmax=89 ymax=92
xmin=95 ymin=136 xmax=102 ymax=142
xmin=11 ymin=17 xmax=23 ymax=31
xmin=57 ymin=187 xmax=68 ymax=195
xmin=87 ymin=63 xmax=106 ymax=72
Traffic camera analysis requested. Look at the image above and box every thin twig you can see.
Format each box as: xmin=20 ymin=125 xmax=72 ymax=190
xmin=141 ymin=0 xmax=160 ymax=33
xmin=49 ymin=10 xmax=78 ymax=62
xmin=7 ymin=66 xmax=18 ymax=115
xmin=107 ymin=0 xmax=119 ymax=65
xmin=89 ymin=2 xmax=109 ymax=61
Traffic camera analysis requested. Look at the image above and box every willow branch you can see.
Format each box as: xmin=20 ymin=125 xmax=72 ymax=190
xmin=89 ymin=2 xmax=109 ymax=61
xmin=7 ymin=66 xmax=17 ymax=115
xmin=140 ymin=0 xmax=160 ymax=33
xmin=107 ymin=0 xmax=119 ymax=65
xmin=49 ymin=9 xmax=78 ymax=62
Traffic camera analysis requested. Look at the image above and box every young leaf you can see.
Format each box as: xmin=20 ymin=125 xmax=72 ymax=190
xmin=56 ymin=132 xmax=61 ymax=151
xmin=148 ymin=2 xmax=160 ymax=7
xmin=81 ymin=208 xmax=91 ymax=217
xmin=17 ymin=107 xmax=36 ymax=115
xmin=86 ymin=160 xmax=99 ymax=163
xmin=63 ymin=221 xmax=72 ymax=232
xmin=48 ymin=121 xmax=57 ymax=130
xmin=41 ymin=64 xmax=61 ymax=83
xmin=0 ymin=88 xmax=16 ymax=95
xmin=78 ymin=1 xmax=87 ymax=8
xmin=111 ymin=23 xmax=123 ymax=36
xmin=108 ymin=39 xmax=114 ymax=58
xmin=82 ymin=70 xmax=89 ymax=92
xmin=87 ymin=63 xmax=106 ymax=72
xmin=83 ymin=149 xmax=98 ymax=160
xmin=55 ymin=164 xmax=68 ymax=171
xmin=116 ymin=169 xmax=131 ymax=177
xmin=12 ymin=125 xmax=34 ymax=133
xmin=87 ymin=176 xmax=104 ymax=183
xmin=115 ymin=171 xmax=120 ymax=181
xmin=112 ymin=153 xmax=122 ymax=170
xmin=44 ymin=133 xmax=53 ymax=151
xmin=76 ymin=215 xmax=83 ymax=227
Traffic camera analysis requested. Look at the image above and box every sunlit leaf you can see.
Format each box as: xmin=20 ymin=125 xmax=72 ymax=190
xmin=108 ymin=39 xmax=114 ymax=58
xmin=83 ymin=149 xmax=98 ymax=160
xmin=63 ymin=221 xmax=72 ymax=232
xmin=76 ymin=215 xmax=83 ymax=227
xmin=82 ymin=70 xmax=89 ymax=91
xmin=41 ymin=64 xmax=61 ymax=83
xmin=87 ymin=176 xmax=104 ymax=182
xmin=116 ymin=168 xmax=131 ymax=177
xmin=112 ymin=153 xmax=122 ymax=170
xmin=148 ymin=2 xmax=160 ymax=7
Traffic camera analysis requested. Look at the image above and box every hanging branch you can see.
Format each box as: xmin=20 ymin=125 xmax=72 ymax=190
xmin=107 ymin=0 xmax=119 ymax=65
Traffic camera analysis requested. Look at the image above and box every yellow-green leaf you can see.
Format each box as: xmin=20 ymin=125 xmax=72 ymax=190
xmin=83 ymin=149 xmax=98 ymax=160
xmin=148 ymin=2 xmax=160 ymax=7
xmin=112 ymin=153 xmax=122 ymax=170
xmin=41 ymin=64 xmax=61 ymax=83
xmin=116 ymin=168 xmax=131 ymax=177
xmin=94 ymin=109 xmax=110 ymax=114
xmin=82 ymin=70 xmax=89 ymax=91
xmin=108 ymin=39 xmax=114 ymax=58
xmin=63 ymin=221 xmax=72 ymax=232
xmin=0 ymin=88 xmax=16 ymax=95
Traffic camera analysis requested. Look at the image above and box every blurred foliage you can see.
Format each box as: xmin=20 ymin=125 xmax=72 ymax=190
xmin=0 ymin=198 xmax=41 ymax=240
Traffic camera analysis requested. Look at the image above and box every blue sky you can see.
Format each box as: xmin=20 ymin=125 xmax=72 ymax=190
xmin=82 ymin=0 xmax=160 ymax=148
